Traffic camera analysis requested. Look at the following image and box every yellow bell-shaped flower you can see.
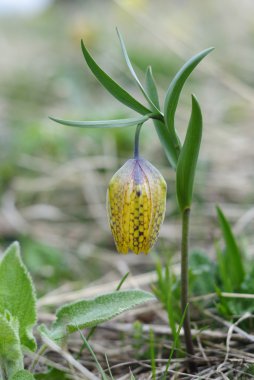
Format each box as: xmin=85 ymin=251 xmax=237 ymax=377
xmin=107 ymin=158 xmax=167 ymax=254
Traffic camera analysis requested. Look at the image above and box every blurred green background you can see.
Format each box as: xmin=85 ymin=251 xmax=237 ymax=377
xmin=1 ymin=0 xmax=254 ymax=296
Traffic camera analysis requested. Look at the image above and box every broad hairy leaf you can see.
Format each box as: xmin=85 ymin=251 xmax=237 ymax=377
xmin=145 ymin=66 xmax=160 ymax=109
xmin=0 ymin=242 xmax=37 ymax=351
xmin=116 ymin=28 xmax=160 ymax=113
xmin=216 ymin=206 xmax=245 ymax=290
xmin=176 ymin=95 xmax=202 ymax=212
xmin=49 ymin=114 xmax=150 ymax=129
xmin=81 ymin=40 xmax=151 ymax=115
xmin=10 ymin=370 xmax=35 ymax=380
xmin=45 ymin=290 xmax=155 ymax=340
xmin=0 ymin=312 xmax=23 ymax=378
xmin=164 ymin=47 xmax=214 ymax=155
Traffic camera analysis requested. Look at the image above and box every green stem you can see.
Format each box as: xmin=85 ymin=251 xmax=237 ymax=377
xmin=0 ymin=361 xmax=7 ymax=380
xmin=29 ymin=343 xmax=48 ymax=373
xmin=181 ymin=208 xmax=196 ymax=372
xmin=134 ymin=123 xmax=143 ymax=158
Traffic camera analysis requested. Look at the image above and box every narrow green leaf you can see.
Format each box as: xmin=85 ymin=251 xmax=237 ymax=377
xmin=152 ymin=119 xmax=178 ymax=169
xmin=145 ymin=65 xmax=178 ymax=169
xmin=0 ymin=242 xmax=37 ymax=351
xmin=149 ymin=328 xmax=156 ymax=380
xmin=216 ymin=206 xmax=245 ymax=290
xmin=49 ymin=290 xmax=155 ymax=340
xmin=105 ymin=355 xmax=114 ymax=380
xmin=162 ymin=304 xmax=188 ymax=380
xmin=49 ymin=114 xmax=150 ymax=129
xmin=145 ymin=66 xmax=160 ymax=109
xmin=176 ymin=95 xmax=202 ymax=212
xmin=0 ymin=312 xmax=23 ymax=378
xmin=11 ymin=370 xmax=35 ymax=380
xmin=116 ymin=28 xmax=160 ymax=113
xmin=164 ymin=47 xmax=214 ymax=153
xmin=116 ymin=271 xmax=129 ymax=291
xmin=81 ymin=40 xmax=151 ymax=115
xmin=77 ymin=327 xmax=109 ymax=380
xmin=216 ymin=246 xmax=233 ymax=293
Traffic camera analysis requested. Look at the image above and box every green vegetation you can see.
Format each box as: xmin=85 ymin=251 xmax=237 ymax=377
xmin=2 ymin=2 xmax=254 ymax=379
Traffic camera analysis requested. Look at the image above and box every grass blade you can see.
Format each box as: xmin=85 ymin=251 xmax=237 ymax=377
xmin=176 ymin=95 xmax=202 ymax=212
xmin=161 ymin=304 xmax=189 ymax=380
xmin=149 ymin=328 xmax=156 ymax=380
xmin=216 ymin=206 xmax=245 ymax=290
xmin=105 ymin=354 xmax=114 ymax=380
xmin=81 ymin=40 xmax=151 ymax=115
xmin=116 ymin=272 xmax=129 ymax=291
xmin=77 ymin=327 xmax=109 ymax=380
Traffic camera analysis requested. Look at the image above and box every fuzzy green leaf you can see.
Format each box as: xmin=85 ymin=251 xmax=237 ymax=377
xmin=176 ymin=95 xmax=202 ymax=211
xmin=47 ymin=290 xmax=155 ymax=340
xmin=216 ymin=206 xmax=245 ymax=290
xmin=0 ymin=242 xmax=37 ymax=351
xmin=10 ymin=370 xmax=35 ymax=380
xmin=0 ymin=312 xmax=23 ymax=378
xmin=49 ymin=114 xmax=150 ymax=129
xmin=116 ymin=29 xmax=160 ymax=113
xmin=145 ymin=66 xmax=160 ymax=109
xmin=81 ymin=40 xmax=151 ymax=115
xmin=164 ymin=47 xmax=214 ymax=155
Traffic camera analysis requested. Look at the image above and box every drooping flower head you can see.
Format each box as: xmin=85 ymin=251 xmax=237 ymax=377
xmin=107 ymin=158 xmax=167 ymax=254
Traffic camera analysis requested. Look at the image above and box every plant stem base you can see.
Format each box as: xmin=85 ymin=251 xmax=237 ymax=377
xmin=181 ymin=208 xmax=197 ymax=372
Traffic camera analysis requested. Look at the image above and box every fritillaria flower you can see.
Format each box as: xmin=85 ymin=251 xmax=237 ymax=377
xmin=107 ymin=158 xmax=167 ymax=254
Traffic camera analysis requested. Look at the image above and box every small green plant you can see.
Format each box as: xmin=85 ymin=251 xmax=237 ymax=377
xmin=152 ymin=261 xmax=180 ymax=344
xmin=50 ymin=29 xmax=213 ymax=371
xmin=0 ymin=242 xmax=154 ymax=379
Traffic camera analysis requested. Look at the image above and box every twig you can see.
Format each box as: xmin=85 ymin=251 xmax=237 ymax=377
xmin=41 ymin=334 xmax=100 ymax=380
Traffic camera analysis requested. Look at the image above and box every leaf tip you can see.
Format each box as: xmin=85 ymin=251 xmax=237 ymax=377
xmin=202 ymin=46 xmax=215 ymax=56
xmin=11 ymin=240 xmax=20 ymax=251
xmin=80 ymin=39 xmax=88 ymax=58
xmin=115 ymin=26 xmax=122 ymax=40
xmin=216 ymin=204 xmax=222 ymax=215
xmin=80 ymin=38 xmax=85 ymax=49
xmin=146 ymin=65 xmax=152 ymax=74
xmin=3 ymin=241 xmax=21 ymax=260
xmin=191 ymin=93 xmax=201 ymax=108
xmin=49 ymin=116 xmax=62 ymax=125
xmin=190 ymin=94 xmax=202 ymax=121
